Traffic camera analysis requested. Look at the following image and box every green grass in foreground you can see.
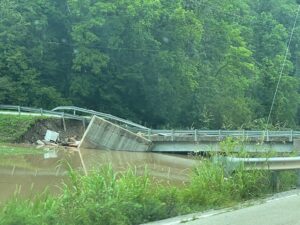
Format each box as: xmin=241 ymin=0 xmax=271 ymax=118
xmin=0 ymin=160 xmax=297 ymax=225
xmin=0 ymin=115 xmax=42 ymax=143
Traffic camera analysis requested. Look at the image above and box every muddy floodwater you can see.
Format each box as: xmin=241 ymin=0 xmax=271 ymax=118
xmin=0 ymin=145 xmax=200 ymax=203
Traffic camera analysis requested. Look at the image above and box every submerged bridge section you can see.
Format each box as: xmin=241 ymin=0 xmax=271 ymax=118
xmin=79 ymin=116 xmax=151 ymax=151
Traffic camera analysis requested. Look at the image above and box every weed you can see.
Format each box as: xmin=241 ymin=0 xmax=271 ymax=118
xmin=0 ymin=115 xmax=42 ymax=143
xmin=0 ymin=139 xmax=298 ymax=224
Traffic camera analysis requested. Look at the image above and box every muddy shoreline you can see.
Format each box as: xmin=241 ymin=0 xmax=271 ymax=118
xmin=19 ymin=118 xmax=86 ymax=144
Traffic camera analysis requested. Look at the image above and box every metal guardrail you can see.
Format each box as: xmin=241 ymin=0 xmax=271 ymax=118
xmin=217 ymin=156 xmax=300 ymax=171
xmin=52 ymin=106 xmax=149 ymax=130
xmin=215 ymin=156 xmax=300 ymax=189
xmin=0 ymin=105 xmax=86 ymax=121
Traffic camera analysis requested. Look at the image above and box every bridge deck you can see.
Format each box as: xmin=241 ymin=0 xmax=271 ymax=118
xmin=148 ymin=135 xmax=294 ymax=143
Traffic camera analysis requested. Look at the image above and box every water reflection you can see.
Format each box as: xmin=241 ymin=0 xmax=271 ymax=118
xmin=0 ymin=147 xmax=199 ymax=203
xmin=43 ymin=149 xmax=58 ymax=159
xmin=79 ymin=149 xmax=199 ymax=182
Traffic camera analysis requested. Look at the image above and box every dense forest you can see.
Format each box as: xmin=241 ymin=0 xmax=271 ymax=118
xmin=1 ymin=0 xmax=300 ymax=129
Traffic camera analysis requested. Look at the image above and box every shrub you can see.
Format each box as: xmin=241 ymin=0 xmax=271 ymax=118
xmin=181 ymin=159 xmax=272 ymax=210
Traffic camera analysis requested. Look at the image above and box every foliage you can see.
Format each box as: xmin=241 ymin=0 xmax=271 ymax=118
xmin=181 ymin=159 xmax=271 ymax=211
xmin=0 ymin=159 xmax=296 ymax=225
xmin=1 ymin=0 xmax=300 ymax=129
xmin=0 ymin=167 xmax=184 ymax=225
xmin=0 ymin=115 xmax=41 ymax=142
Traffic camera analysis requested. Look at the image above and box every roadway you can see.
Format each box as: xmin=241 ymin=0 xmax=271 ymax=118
xmin=144 ymin=190 xmax=300 ymax=225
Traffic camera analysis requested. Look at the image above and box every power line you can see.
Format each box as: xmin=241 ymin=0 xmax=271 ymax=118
xmin=266 ymin=5 xmax=300 ymax=128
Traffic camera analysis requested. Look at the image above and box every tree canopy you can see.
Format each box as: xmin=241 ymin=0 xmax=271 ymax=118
xmin=1 ymin=0 xmax=300 ymax=129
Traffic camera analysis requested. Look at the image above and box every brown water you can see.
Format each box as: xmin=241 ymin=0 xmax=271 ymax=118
xmin=0 ymin=146 xmax=200 ymax=203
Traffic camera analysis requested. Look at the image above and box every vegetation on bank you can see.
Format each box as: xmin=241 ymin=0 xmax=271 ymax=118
xmin=0 ymin=115 xmax=43 ymax=143
xmin=0 ymin=160 xmax=297 ymax=225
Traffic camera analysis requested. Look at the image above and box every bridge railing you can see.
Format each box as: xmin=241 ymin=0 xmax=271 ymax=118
xmin=141 ymin=129 xmax=300 ymax=141
xmin=52 ymin=106 xmax=149 ymax=130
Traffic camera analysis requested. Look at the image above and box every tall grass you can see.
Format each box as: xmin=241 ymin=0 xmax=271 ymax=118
xmin=181 ymin=159 xmax=272 ymax=211
xmin=0 ymin=166 xmax=184 ymax=225
xmin=57 ymin=167 xmax=174 ymax=225
xmin=0 ymin=159 xmax=297 ymax=224
xmin=0 ymin=115 xmax=41 ymax=143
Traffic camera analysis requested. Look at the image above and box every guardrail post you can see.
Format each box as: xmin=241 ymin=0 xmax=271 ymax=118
xmin=82 ymin=119 xmax=86 ymax=131
xmin=218 ymin=130 xmax=221 ymax=141
xmin=62 ymin=112 xmax=66 ymax=131
xmin=18 ymin=106 xmax=21 ymax=116
xmin=147 ymin=129 xmax=151 ymax=140
xmin=266 ymin=130 xmax=269 ymax=142
xmin=40 ymin=108 xmax=43 ymax=116
xmin=194 ymin=129 xmax=198 ymax=142
xmin=171 ymin=130 xmax=174 ymax=142
xmin=73 ymin=110 xmax=76 ymax=115
xmin=297 ymin=169 xmax=300 ymax=187
xmin=242 ymin=129 xmax=245 ymax=140
xmin=271 ymin=171 xmax=279 ymax=192
xmin=290 ymin=130 xmax=293 ymax=142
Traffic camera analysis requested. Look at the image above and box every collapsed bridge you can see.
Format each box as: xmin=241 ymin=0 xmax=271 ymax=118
xmin=1 ymin=105 xmax=300 ymax=153
xmin=80 ymin=115 xmax=300 ymax=153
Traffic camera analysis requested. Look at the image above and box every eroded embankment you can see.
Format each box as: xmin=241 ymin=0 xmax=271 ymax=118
xmin=0 ymin=115 xmax=86 ymax=143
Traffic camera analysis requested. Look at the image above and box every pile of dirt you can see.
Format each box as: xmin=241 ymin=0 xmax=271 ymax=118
xmin=19 ymin=118 xmax=87 ymax=144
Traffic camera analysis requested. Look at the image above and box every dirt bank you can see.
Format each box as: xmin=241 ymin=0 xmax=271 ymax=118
xmin=20 ymin=118 xmax=87 ymax=144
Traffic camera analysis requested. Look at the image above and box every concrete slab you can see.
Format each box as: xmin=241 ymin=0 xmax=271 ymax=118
xmin=79 ymin=116 xmax=152 ymax=151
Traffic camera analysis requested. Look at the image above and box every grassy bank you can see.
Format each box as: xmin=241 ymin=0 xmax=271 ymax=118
xmin=0 ymin=160 xmax=297 ymax=225
xmin=0 ymin=115 xmax=41 ymax=143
